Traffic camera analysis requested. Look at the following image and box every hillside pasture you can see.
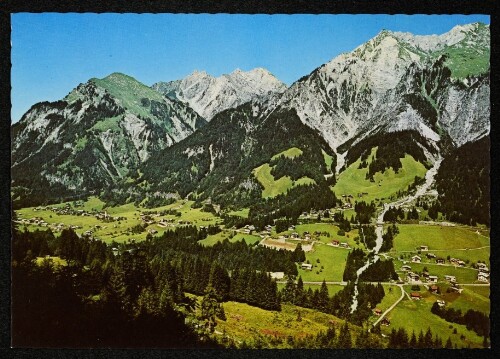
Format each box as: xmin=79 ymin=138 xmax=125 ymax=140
xmin=333 ymin=148 xmax=427 ymax=203
xmin=297 ymin=244 xmax=350 ymax=282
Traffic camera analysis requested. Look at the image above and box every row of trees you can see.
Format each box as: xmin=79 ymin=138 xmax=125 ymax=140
xmin=387 ymin=327 xmax=456 ymax=349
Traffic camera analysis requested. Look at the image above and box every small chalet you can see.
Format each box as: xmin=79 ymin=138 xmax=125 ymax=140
xmin=288 ymin=225 xmax=296 ymax=231
xmin=401 ymin=265 xmax=412 ymax=272
xmin=426 ymin=253 xmax=436 ymax=259
xmin=477 ymin=272 xmax=489 ymax=282
xmin=264 ymin=225 xmax=273 ymax=232
xmin=429 ymin=285 xmax=439 ymax=294
xmin=111 ymin=247 xmax=119 ymax=256
xmin=331 ymin=240 xmax=340 ymax=247
xmin=291 ymin=232 xmax=300 ymax=239
xmin=381 ymin=317 xmax=391 ymax=326
xmin=436 ymin=300 xmax=446 ymax=307
xmin=410 ymin=292 xmax=422 ymax=300
xmin=427 ymin=275 xmax=438 ymax=283
xmin=420 ymin=245 xmax=429 ymax=252
xmin=477 ymin=263 xmax=489 ymax=272
xmin=301 ymin=263 xmax=313 ymax=270
xmin=339 ymin=242 xmax=350 ymax=249
xmin=406 ymin=272 xmax=420 ymax=283
xmin=457 ymin=260 xmax=465 ymax=267
xmin=444 ymin=275 xmax=456 ymax=283
xmin=411 ymin=255 xmax=421 ymax=263
xmin=374 ymin=308 xmax=382 ymax=316
xmin=436 ymin=258 xmax=445 ymax=265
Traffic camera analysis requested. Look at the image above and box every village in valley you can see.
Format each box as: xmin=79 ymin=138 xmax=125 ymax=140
xmin=14 ymin=187 xmax=490 ymax=347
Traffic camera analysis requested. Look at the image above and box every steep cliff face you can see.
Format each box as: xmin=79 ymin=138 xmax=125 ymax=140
xmin=152 ymin=68 xmax=287 ymax=120
xmin=267 ymin=23 xmax=490 ymax=163
xmin=11 ymin=73 xmax=206 ymax=207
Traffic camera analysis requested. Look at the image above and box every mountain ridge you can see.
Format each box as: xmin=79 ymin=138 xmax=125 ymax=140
xmin=152 ymin=67 xmax=287 ymax=120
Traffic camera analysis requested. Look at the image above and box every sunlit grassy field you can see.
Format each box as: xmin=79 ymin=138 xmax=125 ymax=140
xmin=298 ymin=244 xmax=350 ymax=282
xmin=199 ymin=231 xmax=261 ymax=246
xmin=393 ymin=224 xmax=489 ymax=252
xmin=16 ymin=197 xmax=220 ymax=243
xmin=253 ymin=163 xmax=315 ymax=198
xmin=333 ymin=148 xmax=427 ymax=203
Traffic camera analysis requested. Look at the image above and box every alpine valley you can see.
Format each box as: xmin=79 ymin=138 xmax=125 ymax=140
xmin=12 ymin=22 xmax=490 ymax=349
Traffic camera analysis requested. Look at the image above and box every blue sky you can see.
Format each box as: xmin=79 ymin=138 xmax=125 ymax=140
xmin=11 ymin=13 xmax=490 ymax=122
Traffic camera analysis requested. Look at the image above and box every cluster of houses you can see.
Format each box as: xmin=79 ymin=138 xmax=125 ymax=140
xmin=414 ymin=246 xmax=472 ymax=269
xmin=402 ymin=265 xmax=459 ymax=288
xmin=155 ymin=218 xmax=193 ymax=228
xmin=34 ymin=204 xmax=126 ymax=222
xmin=15 ymin=216 xmax=82 ymax=232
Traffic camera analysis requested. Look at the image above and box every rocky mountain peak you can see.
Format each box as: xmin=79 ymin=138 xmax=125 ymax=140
xmin=152 ymin=68 xmax=287 ymax=120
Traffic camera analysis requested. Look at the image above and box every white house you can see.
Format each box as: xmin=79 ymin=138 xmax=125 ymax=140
xmin=477 ymin=272 xmax=489 ymax=282
xmin=406 ymin=272 xmax=420 ymax=283
xmin=427 ymin=275 xmax=438 ymax=283
xmin=478 ymin=263 xmax=489 ymax=272
xmin=401 ymin=265 xmax=412 ymax=272
xmin=420 ymin=245 xmax=429 ymax=252
xmin=411 ymin=255 xmax=422 ymax=263
xmin=301 ymin=263 xmax=313 ymax=270
xmin=444 ymin=275 xmax=456 ymax=283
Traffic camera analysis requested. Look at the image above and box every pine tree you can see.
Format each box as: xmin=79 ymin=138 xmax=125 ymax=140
xmin=294 ymin=276 xmax=305 ymax=306
xmin=318 ymin=280 xmax=329 ymax=312
xmin=409 ymin=331 xmax=417 ymax=348
xmin=445 ymin=337 xmax=453 ymax=349
xmin=337 ymin=322 xmax=352 ymax=348
xmin=424 ymin=327 xmax=434 ymax=348
xmin=282 ymin=275 xmax=296 ymax=303
xmin=200 ymin=285 xmax=224 ymax=333
xmin=208 ymin=261 xmax=230 ymax=301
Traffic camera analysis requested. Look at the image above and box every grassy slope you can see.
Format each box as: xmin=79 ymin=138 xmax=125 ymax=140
xmin=392 ymin=224 xmax=490 ymax=264
xmin=271 ymin=147 xmax=303 ymax=160
xmin=444 ymin=286 xmax=490 ymax=315
xmin=199 ymin=232 xmax=261 ymax=246
xmin=187 ymin=295 xmax=366 ymax=348
xmin=333 ymin=148 xmax=427 ymax=202
xmin=253 ymin=163 xmax=315 ymax=199
xmin=322 ymin=149 xmax=334 ymax=171
xmin=227 ymin=208 xmax=250 ymax=218
xmin=382 ymin=289 xmax=485 ymax=348
xmin=394 ymin=225 xmax=489 ymax=251
xmin=298 ymin=244 xmax=350 ymax=282
xmin=91 ymin=73 xmax=165 ymax=118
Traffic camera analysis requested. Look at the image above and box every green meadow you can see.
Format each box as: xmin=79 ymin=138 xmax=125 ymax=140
xmin=199 ymin=231 xmax=261 ymax=246
xmin=333 ymin=148 xmax=427 ymax=203
xmin=298 ymin=244 xmax=350 ymax=282
xmin=16 ymin=197 xmax=220 ymax=244
xmin=393 ymin=224 xmax=489 ymax=252
xmin=253 ymin=163 xmax=315 ymax=198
